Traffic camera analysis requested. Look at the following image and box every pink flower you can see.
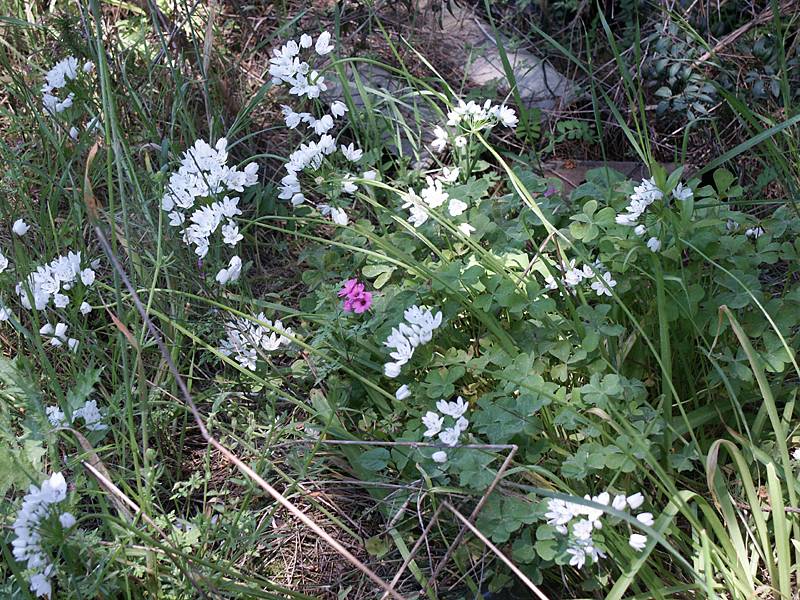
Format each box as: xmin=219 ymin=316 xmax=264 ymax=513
xmin=339 ymin=278 xmax=373 ymax=314
xmin=347 ymin=291 xmax=373 ymax=313
xmin=338 ymin=278 xmax=363 ymax=298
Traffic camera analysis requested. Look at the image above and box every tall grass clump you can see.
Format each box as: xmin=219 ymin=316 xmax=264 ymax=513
xmin=1 ymin=1 xmax=799 ymax=599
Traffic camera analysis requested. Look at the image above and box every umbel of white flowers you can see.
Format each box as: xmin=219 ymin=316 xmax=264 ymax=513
xmin=12 ymin=472 xmax=77 ymax=598
xmin=544 ymin=491 xmax=654 ymax=570
xmin=615 ymin=178 xmax=694 ymax=253
xmin=160 ymin=137 xmax=258 ymax=285
xmin=383 ymin=305 xmax=443 ymax=378
xmin=41 ymin=56 xmax=94 ymax=115
xmin=544 ymin=259 xmax=617 ymax=297
xmin=421 ymin=396 xmax=470 ymax=463
xmin=46 ymin=400 xmax=108 ymax=432
xmin=271 ymin=31 xmax=367 ymax=227
xmin=219 ymin=313 xmax=293 ymax=371
xmin=15 ymin=251 xmax=98 ymax=311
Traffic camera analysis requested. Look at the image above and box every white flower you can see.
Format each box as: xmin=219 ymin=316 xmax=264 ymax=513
xmin=313 ymin=114 xmax=334 ymax=135
xmin=221 ymin=221 xmax=243 ymax=246
xmin=590 ymin=271 xmax=617 ymax=297
xmin=79 ymin=301 xmax=92 ymax=315
xmin=0 ymin=251 xmax=8 ymax=274
xmin=458 ymin=223 xmax=476 ymax=236
xmin=422 ymin=411 xmax=443 ymax=437
xmin=454 ymin=135 xmax=467 ymax=148
xmin=315 ymin=31 xmax=335 ymax=55
xmin=216 ymin=256 xmax=243 ymax=286
xmin=299 ymin=33 xmax=313 ymax=48
xmin=629 ymin=533 xmax=647 ymax=552
xmin=431 ymin=126 xmax=448 ymax=152
xmin=436 ymin=396 xmax=468 ymax=418
xmin=384 ymin=362 xmax=402 ymax=378
xmin=793 ymin=448 xmax=800 ymax=461
xmin=59 ymin=512 xmax=77 ymax=529
xmin=340 ymin=143 xmax=363 ymax=162
xmin=432 ymin=450 xmax=448 ymax=463
xmin=329 ymin=207 xmax=349 ymax=226
xmin=447 ymin=198 xmax=468 ymax=216
xmin=745 ymin=226 xmax=764 ymax=239
xmin=29 ymin=573 xmax=52 ymax=598
xmin=395 ymin=385 xmax=411 ymax=400
xmin=53 ymin=293 xmax=69 ymax=308
xmin=341 ymin=177 xmax=358 ymax=194
xmin=612 ymin=494 xmax=627 ymax=511
xmin=67 ymin=338 xmax=79 ymax=352
xmin=420 ymin=177 xmax=448 ymax=208
xmin=572 ymin=518 xmax=594 ymax=541
xmin=362 ymin=170 xmax=377 ymax=181
xmin=330 ymin=100 xmax=348 ymax=117
xmin=439 ymin=426 xmax=461 ymax=447
xmin=80 ymin=268 xmax=96 ymax=286
xmin=12 ymin=219 xmax=30 ymax=236
xmin=673 ymin=182 xmax=693 ymax=202
xmin=438 ymin=166 xmax=460 ymax=183
xmin=634 ymin=224 xmax=646 ymax=236
xmin=636 ymin=512 xmax=654 ymax=527
xmin=545 ymin=498 xmax=577 ymax=531
xmin=626 ymin=492 xmax=644 ymax=509
xmin=46 ymin=405 xmax=66 ymax=427
xmin=0 ymin=305 xmax=11 ymax=321
xmin=497 ymin=105 xmax=518 ymax=127
xmin=566 ymin=544 xmax=588 ymax=569
xmin=646 ymin=237 xmax=661 ymax=252
xmin=74 ymin=399 xmax=106 ymax=430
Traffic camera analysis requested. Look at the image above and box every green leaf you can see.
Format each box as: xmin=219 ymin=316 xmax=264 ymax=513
xmin=355 ymin=448 xmax=391 ymax=472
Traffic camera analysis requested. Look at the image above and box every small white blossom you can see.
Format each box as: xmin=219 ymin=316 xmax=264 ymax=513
xmin=315 ymin=31 xmax=335 ymax=55
xmin=215 ymin=256 xmax=242 ymax=286
xmin=646 ymin=237 xmax=662 ymax=252
xmin=12 ymin=219 xmax=30 ymax=236
xmin=422 ymin=411 xmax=443 ymax=437
xmin=432 ymin=450 xmax=448 ymax=463
xmin=629 ymin=533 xmax=647 ymax=552
xmin=395 ymin=385 xmax=411 ymax=400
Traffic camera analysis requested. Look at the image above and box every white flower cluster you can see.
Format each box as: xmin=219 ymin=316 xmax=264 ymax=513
xmin=269 ymin=32 xmax=334 ymax=99
xmin=544 ymin=260 xmax=617 ymax=297
xmin=219 ymin=313 xmax=293 ymax=371
xmin=431 ymin=99 xmax=518 ymax=153
xmin=12 ymin=472 xmax=76 ymax=598
xmin=160 ymin=137 xmax=258 ymax=284
xmin=421 ymin=396 xmax=469 ymax=463
xmin=271 ymin=31 xmax=369 ymax=227
xmin=41 ymin=56 xmax=94 ymax=115
xmin=545 ymin=491 xmax=653 ymax=569
xmin=16 ymin=251 xmax=97 ymax=311
xmin=615 ymin=178 xmax=693 ymax=253
xmin=401 ymin=167 xmax=474 ymax=235
xmin=39 ymin=322 xmax=80 ymax=352
xmin=46 ymin=399 xmax=107 ymax=431
xmin=383 ymin=305 xmax=443 ymax=378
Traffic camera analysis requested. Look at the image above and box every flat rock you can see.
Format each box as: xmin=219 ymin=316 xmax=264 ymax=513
xmin=419 ymin=1 xmax=577 ymax=111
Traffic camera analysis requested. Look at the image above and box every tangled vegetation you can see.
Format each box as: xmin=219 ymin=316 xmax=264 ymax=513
xmin=1 ymin=0 xmax=800 ymax=598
